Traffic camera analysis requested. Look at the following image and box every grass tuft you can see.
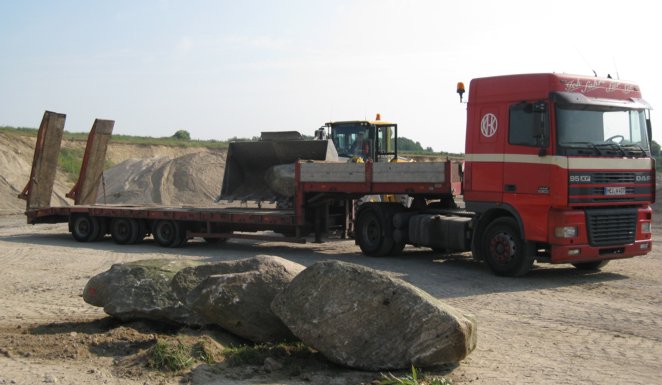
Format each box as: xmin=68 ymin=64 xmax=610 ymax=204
xmin=377 ymin=365 xmax=452 ymax=385
xmin=147 ymin=339 xmax=195 ymax=372
xmin=222 ymin=341 xmax=312 ymax=367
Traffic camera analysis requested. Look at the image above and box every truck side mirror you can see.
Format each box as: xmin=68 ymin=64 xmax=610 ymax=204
xmin=647 ymin=117 xmax=652 ymax=146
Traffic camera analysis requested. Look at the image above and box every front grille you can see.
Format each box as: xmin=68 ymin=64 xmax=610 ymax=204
xmin=591 ymin=173 xmax=636 ymax=183
xmin=586 ymin=208 xmax=637 ymax=247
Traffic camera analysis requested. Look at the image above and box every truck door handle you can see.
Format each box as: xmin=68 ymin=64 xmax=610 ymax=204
xmin=505 ymin=184 xmax=517 ymax=192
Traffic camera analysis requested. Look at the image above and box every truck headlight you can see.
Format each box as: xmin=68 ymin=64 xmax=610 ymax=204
xmin=555 ymin=226 xmax=578 ymax=238
xmin=641 ymin=222 xmax=652 ymax=234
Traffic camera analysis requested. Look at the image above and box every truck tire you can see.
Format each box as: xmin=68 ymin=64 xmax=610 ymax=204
xmin=480 ymin=217 xmax=533 ymax=277
xmin=71 ymin=215 xmax=100 ymax=242
xmin=110 ymin=218 xmax=141 ymax=245
xmin=572 ymin=260 xmax=609 ymax=271
xmin=152 ymin=220 xmax=186 ymax=248
xmin=356 ymin=203 xmax=402 ymax=257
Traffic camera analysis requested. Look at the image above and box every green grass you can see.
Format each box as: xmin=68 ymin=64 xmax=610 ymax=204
xmin=58 ymin=147 xmax=84 ymax=181
xmin=222 ymin=342 xmax=313 ymax=367
xmin=377 ymin=366 xmax=453 ymax=385
xmin=0 ymin=125 xmax=230 ymax=149
xmin=147 ymin=339 xmax=195 ymax=372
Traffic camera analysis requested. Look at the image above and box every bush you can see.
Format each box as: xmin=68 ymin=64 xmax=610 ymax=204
xmin=172 ymin=130 xmax=191 ymax=141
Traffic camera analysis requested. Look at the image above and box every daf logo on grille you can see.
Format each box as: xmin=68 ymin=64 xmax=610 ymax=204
xmin=636 ymin=175 xmax=651 ymax=182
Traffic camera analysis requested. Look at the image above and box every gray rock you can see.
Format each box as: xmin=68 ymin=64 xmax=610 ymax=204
xmin=264 ymin=164 xmax=295 ymax=198
xmin=83 ymin=259 xmax=204 ymax=324
xmin=84 ymin=256 xmax=305 ymax=343
xmin=186 ymin=256 xmax=304 ymax=342
xmin=271 ymin=260 xmax=477 ymax=370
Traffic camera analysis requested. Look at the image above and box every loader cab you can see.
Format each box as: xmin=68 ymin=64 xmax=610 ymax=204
xmin=324 ymin=118 xmax=398 ymax=162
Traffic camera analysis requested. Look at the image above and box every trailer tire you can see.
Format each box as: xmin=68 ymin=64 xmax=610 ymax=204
xmin=71 ymin=215 xmax=100 ymax=242
xmin=572 ymin=260 xmax=609 ymax=271
xmin=481 ymin=217 xmax=533 ymax=277
xmin=110 ymin=218 xmax=141 ymax=245
xmin=153 ymin=220 xmax=186 ymax=248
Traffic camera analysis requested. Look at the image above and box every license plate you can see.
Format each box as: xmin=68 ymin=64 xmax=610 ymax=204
xmin=604 ymin=186 xmax=626 ymax=196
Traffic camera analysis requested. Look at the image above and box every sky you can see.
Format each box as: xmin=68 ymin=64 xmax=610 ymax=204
xmin=1 ymin=0 xmax=660 ymax=154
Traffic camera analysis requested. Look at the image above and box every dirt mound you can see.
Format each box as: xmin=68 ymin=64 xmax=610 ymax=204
xmin=98 ymin=151 xmax=225 ymax=206
xmin=0 ymin=130 xmax=228 ymax=212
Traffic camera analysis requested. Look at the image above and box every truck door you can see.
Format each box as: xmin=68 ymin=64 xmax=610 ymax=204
xmin=502 ymin=101 xmax=552 ymax=240
xmin=465 ymin=105 xmax=505 ymax=203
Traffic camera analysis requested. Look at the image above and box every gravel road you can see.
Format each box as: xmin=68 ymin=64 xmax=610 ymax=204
xmin=0 ymin=214 xmax=660 ymax=385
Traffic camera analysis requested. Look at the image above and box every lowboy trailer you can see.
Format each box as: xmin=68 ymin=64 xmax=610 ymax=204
xmin=21 ymin=72 xmax=655 ymax=276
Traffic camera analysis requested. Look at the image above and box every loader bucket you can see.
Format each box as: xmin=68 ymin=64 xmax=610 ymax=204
xmin=220 ymin=139 xmax=338 ymax=202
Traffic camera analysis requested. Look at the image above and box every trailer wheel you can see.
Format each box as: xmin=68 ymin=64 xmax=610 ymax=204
xmin=110 ymin=218 xmax=141 ymax=244
xmin=153 ymin=220 xmax=186 ymax=248
xmin=356 ymin=204 xmax=395 ymax=257
xmin=71 ymin=215 xmax=100 ymax=242
xmin=481 ymin=217 xmax=533 ymax=277
xmin=572 ymin=260 xmax=609 ymax=271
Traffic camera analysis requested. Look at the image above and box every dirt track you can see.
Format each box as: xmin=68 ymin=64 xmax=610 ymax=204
xmin=0 ymin=214 xmax=660 ymax=385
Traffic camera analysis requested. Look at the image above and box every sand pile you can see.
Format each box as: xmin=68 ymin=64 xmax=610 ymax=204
xmin=97 ymin=151 xmax=226 ymax=206
xmin=0 ymin=130 xmax=228 ymax=213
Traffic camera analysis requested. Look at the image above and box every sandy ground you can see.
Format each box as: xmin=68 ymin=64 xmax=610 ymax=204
xmin=0 ymin=214 xmax=660 ymax=385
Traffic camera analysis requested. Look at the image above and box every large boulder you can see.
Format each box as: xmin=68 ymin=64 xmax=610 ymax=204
xmin=178 ymin=256 xmax=305 ymax=342
xmin=271 ymin=260 xmax=477 ymax=370
xmin=84 ymin=256 xmax=305 ymax=343
xmin=83 ymin=259 xmax=204 ymax=324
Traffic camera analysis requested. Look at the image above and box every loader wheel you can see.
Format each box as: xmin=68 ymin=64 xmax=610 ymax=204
xmin=110 ymin=218 xmax=141 ymax=245
xmin=153 ymin=220 xmax=186 ymax=248
xmin=572 ymin=260 xmax=609 ymax=271
xmin=480 ymin=217 xmax=533 ymax=277
xmin=71 ymin=215 xmax=100 ymax=242
xmin=356 ymin=203 xmax=401 ymax=257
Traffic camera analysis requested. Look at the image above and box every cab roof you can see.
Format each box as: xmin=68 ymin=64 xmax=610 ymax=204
xmin=325 ymin=120 xmax=397 ymax=126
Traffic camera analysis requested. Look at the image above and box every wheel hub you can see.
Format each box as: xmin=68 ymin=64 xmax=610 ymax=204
xmin=490 ymin=233 xmax=516 ymax=264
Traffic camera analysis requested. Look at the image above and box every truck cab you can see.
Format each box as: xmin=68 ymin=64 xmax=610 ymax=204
xmin=463 ymin=73 xmax=654 ymax=275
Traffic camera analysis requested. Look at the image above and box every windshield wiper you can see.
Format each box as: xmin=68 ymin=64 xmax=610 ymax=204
xmin=595 ymin=143 xmax=626 ymax=157
xmin=560 ymin=142 xmax=603 ymax=155
xmin=620 ymin=143 xmax=649 ymax=158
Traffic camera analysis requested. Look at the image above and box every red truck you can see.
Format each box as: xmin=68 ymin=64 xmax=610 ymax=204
xmin=20 ymin=73 xmax=654 ymax=276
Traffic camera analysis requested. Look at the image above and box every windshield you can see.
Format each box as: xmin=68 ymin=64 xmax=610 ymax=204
xmin=556 ymin=106 xmax=650 ymax=157
xmin=331 ymin=124 xmax=369 ymax=158
xmin=330 ymin=123 xmax=397 ymax=160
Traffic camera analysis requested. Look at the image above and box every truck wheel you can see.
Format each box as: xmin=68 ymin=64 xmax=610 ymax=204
xmin=71 ymin=215 xmax=100 ymax=242
xmin=356 ymin=204 xmax=394 ymax=257
xmin=481 ymin=217 xmax=533 ymax=277
xmin=110 ymin=218 xmax=141 ymax=244
xmin=572 ymin=260 xmax=609 ymax=271
xmin=152 ymin=220 xmax=186 ymax=247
